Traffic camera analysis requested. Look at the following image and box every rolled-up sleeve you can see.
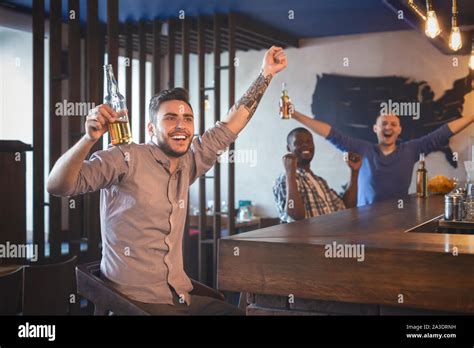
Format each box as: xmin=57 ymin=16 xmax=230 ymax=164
xmin=67 ymin=145 xmax=131 ymax=196
xmin=189 ymin=121 xmax=238 ymax=184
xmin=326 ymin=127 xmax=372 ymax=155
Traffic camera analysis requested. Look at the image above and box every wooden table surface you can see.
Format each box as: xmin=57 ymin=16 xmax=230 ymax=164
xmin=218 ymin=194 xmax=474 ymax=313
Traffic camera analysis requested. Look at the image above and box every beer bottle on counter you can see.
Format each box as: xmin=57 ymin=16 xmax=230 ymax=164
xmin=103 ymin=64 xmax=132 ymax=145
xmin=279 ymin=82 xmax=292 ymax=119
xmin=416 ymin=153 xmax=428 ymax=198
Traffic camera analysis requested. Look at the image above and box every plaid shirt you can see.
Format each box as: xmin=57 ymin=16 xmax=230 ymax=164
xmin=273 ymin=168 xmax=346 ymax=223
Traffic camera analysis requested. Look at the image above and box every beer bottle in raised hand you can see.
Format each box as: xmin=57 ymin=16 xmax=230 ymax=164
xmin=280 ymin=82 xmax=292 ymax=120
xmin=103 ymin=64 xmax=132 ymax=145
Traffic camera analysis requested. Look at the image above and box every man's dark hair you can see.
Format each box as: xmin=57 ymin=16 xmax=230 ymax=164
xmin=148 ymin=87 xmax=193 ymax=123
xmin=287 ymin=127 xmax=311 ymax=145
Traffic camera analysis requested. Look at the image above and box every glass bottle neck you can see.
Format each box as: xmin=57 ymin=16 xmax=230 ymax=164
xmin=105 ymin=66 xmax=118 ymax=95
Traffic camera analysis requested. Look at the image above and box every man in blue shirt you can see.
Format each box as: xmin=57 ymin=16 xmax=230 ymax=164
xmin=291 ymin=109 xmax=473 ymax=206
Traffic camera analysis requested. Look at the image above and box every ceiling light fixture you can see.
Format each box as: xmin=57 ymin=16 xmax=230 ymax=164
xmin=425 ymin=0 xmax=441 ymax=39
xmin=449 ymin=0 xmax=462 ymax=51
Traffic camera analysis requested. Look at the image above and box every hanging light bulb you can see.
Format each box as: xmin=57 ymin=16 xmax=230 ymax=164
xmin=425 ymin=11 xmax=441 ymax=38
xmin=425 ymin=0 xmax=441 ymax=39
xmin=449 ymin=27 xmax=462 ymax=51
xmin=449 ymin=0 xmax=462 ymax=51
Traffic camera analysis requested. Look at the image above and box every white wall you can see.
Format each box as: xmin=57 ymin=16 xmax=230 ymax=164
xmin=182 ymin=30 xmax=474 ymax=217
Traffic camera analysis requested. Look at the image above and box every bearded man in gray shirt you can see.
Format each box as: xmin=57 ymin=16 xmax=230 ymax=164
xmin=47 ymin=46 xmax=288 ymax=315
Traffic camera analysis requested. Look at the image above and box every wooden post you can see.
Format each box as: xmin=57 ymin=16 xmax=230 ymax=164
xmin=49 ymin=0 xmax=63 ymax=261
xmin=33 ymin=0 xmax=45 ymax=261
xmin=68 ymin=0 xmax=83 ymax=256
xmin=167 ymin=18 xmax=175 ymax=88
xmin=107 ymin=0 xmax=119 ymax=74
xmin=153 ymin=20 xmax=162 ymax=95
xmin=67 ymin=2 xmax=82 ymax=311
xmin=182 ymin=17 xmax=189 ymax=91
xmin=85 ymin=0 xmax=102 ymax=260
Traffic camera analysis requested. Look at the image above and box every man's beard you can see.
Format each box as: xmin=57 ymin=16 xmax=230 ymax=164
xmin=156 ymin=135 xmax=190 ymax=158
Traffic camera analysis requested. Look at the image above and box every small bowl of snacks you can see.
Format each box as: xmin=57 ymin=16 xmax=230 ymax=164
xmin=427 ymin=175 xmax=456 ymax=194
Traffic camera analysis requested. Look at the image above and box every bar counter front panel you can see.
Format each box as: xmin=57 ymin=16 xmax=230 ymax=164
xmin=218 ymin=195 xmax=474 ymax=315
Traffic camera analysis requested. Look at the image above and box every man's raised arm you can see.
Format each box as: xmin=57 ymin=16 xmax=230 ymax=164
xmin=47 ymin=104 xmax=119 ymax=196
xmin=292 ymin=110 xmax=332 ymax=138
xmin=222 ymin=46 xmax=287 ymax=135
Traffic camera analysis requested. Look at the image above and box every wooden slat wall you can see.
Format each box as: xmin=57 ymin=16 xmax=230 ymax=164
xmin=212 ymin=14 xmax=221 ymax=288
xmin=227 ymin=13 xmax=236 ymax=236
xmin=85 ymin=0 xmax=103 ymax=260
xmin=68 ymin=0 xmax=83 ymax=256
xmin=33 ymin=0 xmax=45 ymax=261
xmin=153 ymin=20 xmax=162 ymax=95
xmin=168 ymin=18 xmax=175 ymax=88
xmin=113 ymin=15 xmax=299 ymax=56
xmin=197 ymin=16 xmax=206 ymax=282
xmin=182 ymin=17 xmax=190 ymax=91
xmin=125 ymin=22 xmax=133 ymax=126
xmin=138 ymin=21 xmax=146 ymax=143
xmin=49 ymin=0 xmax=62 ymax=261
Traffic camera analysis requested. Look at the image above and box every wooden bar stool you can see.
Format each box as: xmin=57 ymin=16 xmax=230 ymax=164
xmin=76 ymin=261 xmax=225 ymax=315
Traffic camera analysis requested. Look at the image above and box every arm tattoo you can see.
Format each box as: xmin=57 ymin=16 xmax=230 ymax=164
xmin=232 ymin=72 xmax=272 ymax=121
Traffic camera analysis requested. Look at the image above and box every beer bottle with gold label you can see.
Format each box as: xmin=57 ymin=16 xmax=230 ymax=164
xmin=279 ymin=82 xmax=292 ymax=119
xmin=103 ymin=64 xmax=132 ymax=145
xmin=416 ymin=153 xmax=428 ymax=198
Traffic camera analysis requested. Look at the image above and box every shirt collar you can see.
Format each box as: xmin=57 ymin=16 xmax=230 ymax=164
xmin=147 ymin=141 xmax=185 ymax=173
xmin=296 ymin=167 xmax=309 ymax=175
xmin=296 ymin=167 xmax=322 ymax=181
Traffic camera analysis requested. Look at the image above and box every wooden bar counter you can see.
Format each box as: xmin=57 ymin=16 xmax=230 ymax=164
xmin=217 ymin=194 xmax=474 ymax=315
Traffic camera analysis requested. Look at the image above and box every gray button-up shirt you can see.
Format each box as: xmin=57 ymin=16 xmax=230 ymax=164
xmin=69 ymin=122 xmax=237 ymax=305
